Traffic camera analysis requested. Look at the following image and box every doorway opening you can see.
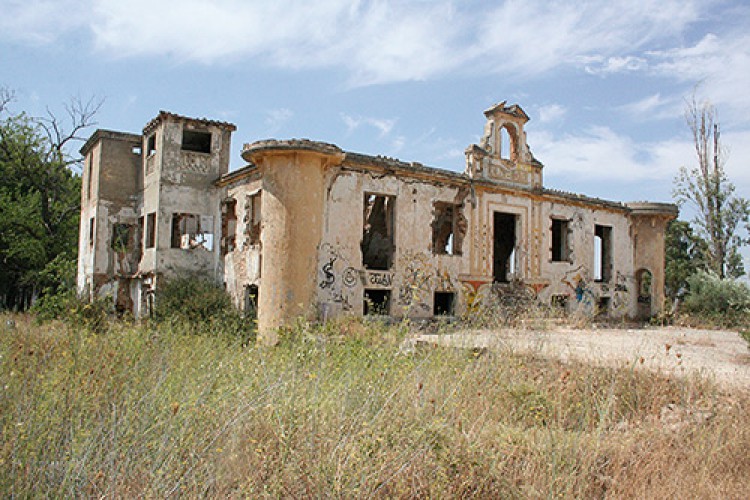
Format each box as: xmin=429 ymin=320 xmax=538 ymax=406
xmin=493 ymin=212 xmax=517 ymax=283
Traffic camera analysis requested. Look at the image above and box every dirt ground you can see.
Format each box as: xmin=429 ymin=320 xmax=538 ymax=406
xmin=415 ymin=326 xmax=750 ymax=391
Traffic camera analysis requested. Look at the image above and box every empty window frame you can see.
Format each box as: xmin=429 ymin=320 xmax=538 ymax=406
xmin=111 ymin=223 xmax=133 ymax=252
xmin=221 ymin=198 xmax=237 ymax=255
xmin=433 ymin=291 xmax=456 ymax=316
xmin=432 ymin=202 xmax=466 ymax=255
xmin=171 ymin=213 xmax=214 ymax=251
xmin=493 ymin=212 xmax=517 ymax=283
xmin=244 ymin=284 xmax=259 ymax=318
xmin=499 ymin=125 xmax=512 ymax=160
xmin=362 ymin=193 xmax=395 ymax=270
xmin=245 ymin=192 xmax=262 ymax=246
xmin=138 ymin=216 xmax=144 ymax=250
xmin=145 ymin=212 xmax=156 ymax=249
xmin=597 ymin=297 xmax=610 ymax=316
xmin=594 ymin=225 xmax=612 ymax=282
xmin=146 ymin=134 xmax=156 ymax=156
xmin=551 ymin=218 xmax=570 ymax=262
xmin=550 ymin=294 xmax=569 ymax=310
xmin=181 ymin=130 xmax=211 ymax=153
xmin=88 ymin=217 xmax=95 ymax=247
xmin=86 ymin=153 xmax=93 ymax=200
xmin=364 ymin=289 xmax=391 ymax=316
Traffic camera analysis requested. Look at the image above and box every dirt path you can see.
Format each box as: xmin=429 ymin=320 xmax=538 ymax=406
xmin=415 ymin=326 xmax=750 ymax=390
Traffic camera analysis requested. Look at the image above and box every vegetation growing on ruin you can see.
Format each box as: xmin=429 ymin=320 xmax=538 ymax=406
xmin=2 ymin=313 xmax=748 ymax=498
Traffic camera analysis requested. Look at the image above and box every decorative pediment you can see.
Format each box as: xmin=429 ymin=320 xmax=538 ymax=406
xmin=465 ymin=101 xmax=543 ymax=188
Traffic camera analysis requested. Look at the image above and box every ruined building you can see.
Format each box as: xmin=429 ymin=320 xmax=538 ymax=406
xmin=77 ymin=102 xmax=677 ymax=338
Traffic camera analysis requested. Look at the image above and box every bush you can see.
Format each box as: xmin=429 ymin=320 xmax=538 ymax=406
xmin=680 ymin=271 xmax=750 ymax=341
xmin=155 ymin=276 xmax=255 ymax=344
xmin=682 ymin=271 xmax=750 ymax=315
xmin=29 ymin=253 xmax=78 ymax=321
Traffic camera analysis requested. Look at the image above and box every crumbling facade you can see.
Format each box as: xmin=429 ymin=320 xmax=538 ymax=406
xmin=78 ymin=103 xmax=677 ymax=338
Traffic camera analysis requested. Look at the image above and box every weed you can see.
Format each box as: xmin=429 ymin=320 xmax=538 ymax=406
xmin=1 ymin=313 xmax=747 ymax=497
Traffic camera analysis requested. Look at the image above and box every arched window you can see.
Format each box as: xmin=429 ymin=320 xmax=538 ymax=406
xmin=498 ymin=124 xmax=517 ymax=161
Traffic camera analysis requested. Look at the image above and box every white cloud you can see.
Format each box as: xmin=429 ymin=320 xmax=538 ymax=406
xmin=584 ymin=56 xmax=648 ymax=75
xmin=0 ymin=0 xmax=711 ymax=85
xmin=341 ymin=113 xmax=397 ymax=138
xmin=533 ymin=126 xmax=691 ymax=183
xmin=538 ymin=104 xmax=567 ymax=124
xmin=0 ymin=0 xmax=87 ymax=44
xmin=264 ymin=108 xmax=293 ymax=135
xmin=476 ymin=0 xmax=701 ymax=77
xmin=648 ymin=32 xmax=750 ymax=126
xmin=533 ymin=123 xmax=750 ymax=199
xmin=618 ymin=93 xmax=683 ymax=120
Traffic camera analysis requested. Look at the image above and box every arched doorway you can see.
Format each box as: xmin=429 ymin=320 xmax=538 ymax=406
xmin=635 ymin=269 xmax=653 ymax=319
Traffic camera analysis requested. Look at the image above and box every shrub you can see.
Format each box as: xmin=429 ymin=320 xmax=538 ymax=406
xmin=155 ymin=276 xmax=255 ymax=344
xmin=680 ymin=271 xmax=750 ymax=342
xmin=682 ymin=271 xmax=750 ymax=315
xmin=29 ymin=253 xmax=78 ymax=321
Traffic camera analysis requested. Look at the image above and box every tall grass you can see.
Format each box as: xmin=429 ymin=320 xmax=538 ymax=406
xmin=2 ymin=313 xmax=748 ymax=497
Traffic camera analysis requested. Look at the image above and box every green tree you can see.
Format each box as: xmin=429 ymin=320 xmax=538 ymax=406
xmin=664 ymin=219 xmax=707 ymax=298
xmin=673 ymin=96 xmax=749 ymax=278
xmin=0 ymin=89 xmax=100 ymax=310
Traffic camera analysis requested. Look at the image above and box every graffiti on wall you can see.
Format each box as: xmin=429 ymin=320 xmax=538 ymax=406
xmin=318 ymin=244 xmax=463 ymax=315
xmin=610 ymin=271 xmax=632 ymax=313
xmin=397 ymin=251 xmax=435 ymax=311
xmin=317 ymin=243 xmax=355 ymax=311
xmin=319 ymin=256 xmax=337 ymax=289
xmin=561 ymin=265 xmax=595 ymax=312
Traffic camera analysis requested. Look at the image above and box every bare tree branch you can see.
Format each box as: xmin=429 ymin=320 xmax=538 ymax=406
xmin=0 ymin=87 xmax=14 ymax=114
xmin=36 ymin=94 xmax=104 ymax=166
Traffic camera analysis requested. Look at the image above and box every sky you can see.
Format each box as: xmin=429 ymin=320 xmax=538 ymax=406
xmin=1 ymin=0 xmax=749 ymax=211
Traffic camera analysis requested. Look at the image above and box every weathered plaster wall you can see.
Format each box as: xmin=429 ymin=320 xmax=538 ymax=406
xmin=77 ymin=132 xmax=142 ymax=302
xmin=223 ymin=175 xmax=263 ymax=308
xmin=535 ymin=202 xmax=636 ymax=317
xmin=78 ymin=104 xmax=676 ymax=332
xmin=249 ymin=150 xmax=334 ymax=341
xmin=316 ymin=165 xmax=470 ymax=319
xmin=140 ymin=118 xmax=233 ymax=281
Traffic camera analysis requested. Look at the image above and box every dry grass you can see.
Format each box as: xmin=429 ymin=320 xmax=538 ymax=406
xmin=2 ymin=313 xmax=748 ymax=498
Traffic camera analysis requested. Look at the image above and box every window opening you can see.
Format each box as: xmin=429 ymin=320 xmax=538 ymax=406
xmin=146 ymin=135 xmax=156 ymax=156
xmin=364 ymin=289 xmax=391 ymax=316
xmin=111 ymin=223 xmax=133 ymax=252
xmin=221 ymin=198 xmax=237 ymax=255
xmin=138 ymin=216 xmax=144 ymax=250
xmin=244 ymin=284 xmax=259 ymax=318
xmin=86 ymin=153 xmax=93 ymax=200
xmin=88 ymin=217 xmax=95 ymax=247
xmin=145 ymin=212 xmax=156 ymax=249
xmin=551 ymin=218 xmax=570 ymax=262
xmin=594 ymin=225 xmax=612 ymax=282
xmin=432 ymin=202 xmax=467 ymax=255
xmin=244 ymin=192 xmax=262 ymax=246
xmin=551 ymin=294 xmax=569 ymax=310
xmin=132 ymin=145 xmax=142 ymax=155
xmin=597 ymin=297 xmax=610 ymax=316
xmin=433 ymin=292 xmax=455 ymax=316
xmin=493 ymin=212 xmax=517 ymax=283
xmin=362 ymin=193 xmax=395 ymax=270
xmin=171 ymin=213 xmax=214 ymax=251
xmin=499 ymin=125 xmax=511 ymax=159
xmin=181 ymin=130 xmax=211 ymax=153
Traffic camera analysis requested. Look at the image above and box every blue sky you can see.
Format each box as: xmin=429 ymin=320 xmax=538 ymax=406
xmin=2 ymin=0 xmax=749 ymax=208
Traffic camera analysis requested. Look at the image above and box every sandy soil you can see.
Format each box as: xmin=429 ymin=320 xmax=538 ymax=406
xmin=415 ymin=326 xmax=750 ymax=390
